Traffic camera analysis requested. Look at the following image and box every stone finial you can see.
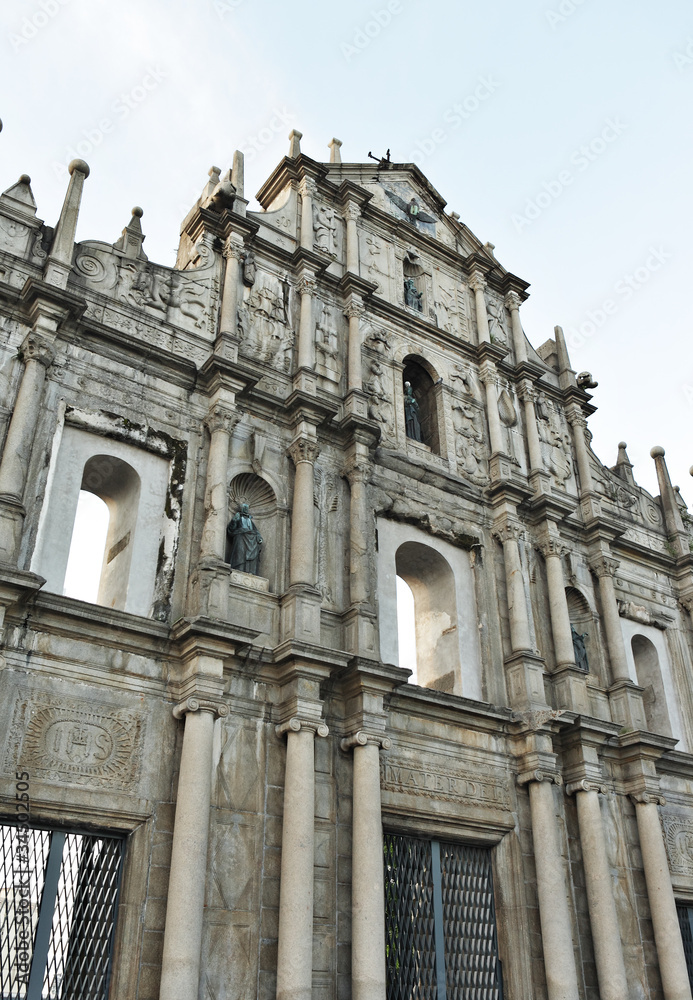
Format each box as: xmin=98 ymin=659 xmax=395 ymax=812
xmin=651 ymin=445 xmax=687 ymax=550
xmin=288 ymin=129 xmax=303 ymax=158
xmin=328 ymin=138 xmax=342 ymax=164
xmin=44 ymin=158 xmax=90 ymax=288
xmin=0 ymin=174 xmax=37 ymax=216
xmin=113 ymin=206 xmax=147 ymax=260
xmin=689 ymin=466 xmax=693 ymax=477
xmin=554 ymin=325 xmax=571 ymax=373
xmin=614 ymin=441 xmax=634 ymax=485
xmin=231 ymin=150 xmax=244 ymax=200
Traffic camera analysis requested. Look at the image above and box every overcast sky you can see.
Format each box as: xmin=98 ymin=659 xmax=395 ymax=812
xmin=2 ymin=0 xmax=692 ymax=502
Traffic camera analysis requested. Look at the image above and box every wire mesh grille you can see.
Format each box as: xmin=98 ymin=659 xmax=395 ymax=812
xmin=384 ymin=834 xmax=503 ymax=1000
xmin=0 ymin=824 xmax=123 ymax=1000
xmin=677 ymin=903 xmax=693 ymax=987
xmin=0 ymin=825 xmax=50 ymax=999
xmin=440 ymin=844 xmax=502 ymax=1000
xmin=384 ymin=833 xmax=438 ymax=1000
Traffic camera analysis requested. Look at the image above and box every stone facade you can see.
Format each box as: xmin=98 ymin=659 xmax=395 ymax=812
xmin=1 ymin=133 xmax=693 ymax=1000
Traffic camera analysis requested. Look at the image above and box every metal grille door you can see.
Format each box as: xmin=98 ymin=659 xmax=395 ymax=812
xmin=384 ymin=834 xmax=503 ymax=1000
xmin=677 ymin=903 xmax=693 ymax=988
xmin=0 ymin=824 xmax=124 ymax=1000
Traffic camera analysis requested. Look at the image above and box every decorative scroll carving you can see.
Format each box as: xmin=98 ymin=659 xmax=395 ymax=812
xmin=275 ymin=717 xmax=329 ymax=738
xmin=516 ymin=769 xmax=563 ymax=787
xmin=341 ymin=731 xmax=391 ymax=751
xmin=173 ymin=697 xmax=229 ymax=720
xmin=663 ymin=815 xmax=693 ymax=876
xmin=4 ymin=698 xmax=145 ymax=790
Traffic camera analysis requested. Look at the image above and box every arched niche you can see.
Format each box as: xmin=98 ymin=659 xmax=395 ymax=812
xmin=566 ymin=586 xmax=596 ymax=676
xmin=631 ymin=634 xmax=673 ymax=737
xmin=402 ymin=355 xmax=440 ymax=454
xmin=227 ymin=472 xmax=280 ymax=590
xmin=83 ymin=454 xmax=141 ymax=609
xmin=377 ymin=518 xmax=483 ymax=700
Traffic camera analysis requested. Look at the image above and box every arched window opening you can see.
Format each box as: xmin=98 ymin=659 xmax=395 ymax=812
xmin=396 ymin=575 xmax=417 ymax=680
xmin=402 ymin=357 xmax=440 ymax=454
xmin=631 ymin=634 xmax=673 ymax=737
xmin=63 ymin=492 xmax=110 ymax=603
xmin=396 ymin=541 xmax=459 ymax=694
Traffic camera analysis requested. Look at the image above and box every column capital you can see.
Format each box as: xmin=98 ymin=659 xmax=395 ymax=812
xmin=504 ymin=290 xmax=522 ymax=311
xmin=297 ymin=272 xmax=318 ymax=297
xmin=223 ymin=233 xmax=245 ymax=260
xmin=204 ymin=404 xmax=239 ymax=435
xmin=469 ymin=270 xmax=487 ymax=293
xmin=566 ymin=778 xmax=608 ymax=796
xmin=299 ymin=177 xmax=317 ymax=199
xmin=517 ymin=768 xmax=563 ymax=787
xmin=589 ymin=554 xmax=620 ymax=578
xmin=478 ymin=358 xmax=499 ymax=384
xmin=340 ymin=730 xmax=391 ymax=752
xmin=345 ymin=202 xmax=361 ymax=223
xmin=342 ymin=459 xmax=371 ymax=486
xmin=564 ymin=402 xmax=588 ymax=428
xmin=275 ymin=717 xmax=329 ymax=738
xmin=344 ymin=296 xmax=365 ymax=320
xmin=19 ymin=332 xmax=55 ymax=369
xmin=536 ymin=535 xmax=569 ymax=559
xmin=517 ymin=378 xmax=537 ymax=402
xmin=288 ymin=437 xmax=320 ymax=466
xmin=492 ymin=518 xmax=524 ymax=545
xmin=172 ymin=696 xmax=229 ymax=720
xmin=629 ymin=790 xmax=666 ymax=806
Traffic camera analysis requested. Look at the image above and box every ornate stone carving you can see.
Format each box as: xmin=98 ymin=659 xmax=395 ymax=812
xmin=492 ymin=520 xmax=524 ymax=545
xmin=450 ymin=363 xmax=481 ymax=400
xmin=629 ymin=790 xmax=665 ymax=806
xmin=314 ymin=466 xmax=340 ymax=603
xmin=315 ymin=303 xmax=339 ymax=374
xmin=365 ymin=360 xmax=394 ymax=434
xmin=364 ymin=233 xmax=388 ymax=290
xmin=663 ymin=815 xmax=693 ymax=876
xmin=536 ymin=536 xmax=569 ymax=558
xmin=313 ymin=203 xmax=337 ymax=257
xmin=204 ymin=405 xmax=239 ymax=436
xmin=364 ymin=327 xmax=391 ymax=355
xmin=297 ymin=273 xmax=318 ymax=297
xmin=288 ymin=438 xmax=320 ymax=466
xmin=5 ymin=698 xmax=145 ymax=790
xmin=589 ymin=555 xmax=620 ymax=578
xmin=516 ymin=769 xmax=563 ymax=787
xmin=223 ymin=235 xmax=245 ymax=262
xmin=452 ymin=403 xmax=488 ymax=484
xmin=486 ymin=294 xmax=508 ymax=345
xmin=565 ymin=779 xmax=608 ymax=796
xmin=243 ymin=279 xmax=294 ymax=371
xmin=468 ymin=271 xmax=486 ymax=294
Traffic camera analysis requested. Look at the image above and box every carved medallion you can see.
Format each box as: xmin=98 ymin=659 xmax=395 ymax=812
xmin=4 ymin=698 xmax=145 ymax=790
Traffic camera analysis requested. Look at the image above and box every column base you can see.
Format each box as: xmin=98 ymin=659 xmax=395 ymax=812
xmin=212 ymin=331 xmax=240 ymax=361
xmin=189 ymin=560 xmax=230 ymax=619
xmin=609 ymin=678 xmax=648 ymax=730
xmin=552 ymin=663 xmax=590 ymax=714
xmin=292 ymin=368 xmax=317 ymax=396
xmin=504 ymin=650 xmax=549 ymax=711
xmin=489 ymin=452 xmax=515 ymax=482
xmin=343 ymin=605 xmax=377 ymax=657
xmin=0 ymin=495 xmax=25 ymax=564
xmin=281 ymin=585 xmax=322 ymax=643
xmin=343 ymin=389 xmax=369 ymax=420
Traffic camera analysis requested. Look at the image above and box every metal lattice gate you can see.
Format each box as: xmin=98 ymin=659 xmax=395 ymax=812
xmin=677 ymin=902 xmax=693 ymax=988
xmin=384 ymin=833 xmax=503 ymax=1000
xmin=0 ymin=823 xmax=124 ymax=1000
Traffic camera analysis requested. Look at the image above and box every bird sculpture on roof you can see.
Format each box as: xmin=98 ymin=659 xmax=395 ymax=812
xmin=384 ymin=190 xmax=436 ymax=226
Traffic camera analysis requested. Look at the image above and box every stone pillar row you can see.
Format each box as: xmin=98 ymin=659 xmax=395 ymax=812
xmin=288 ymin=437 xmax=320 ymax=587
xmin=199 ymin=404 xmax=239 ymax=563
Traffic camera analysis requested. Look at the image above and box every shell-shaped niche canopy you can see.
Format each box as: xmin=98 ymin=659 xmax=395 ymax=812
xmin=228 ymin=473 xmax=276 ymax=516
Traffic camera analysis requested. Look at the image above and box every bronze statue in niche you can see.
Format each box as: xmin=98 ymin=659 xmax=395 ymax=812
xmin=404 ymin=382 xmax=423 ymax=442
xmin=227 ymin=503 xmax=263 ymax=575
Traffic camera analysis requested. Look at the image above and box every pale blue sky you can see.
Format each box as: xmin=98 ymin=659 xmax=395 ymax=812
xmin=2 ymin=0 xmax=692 ymax=498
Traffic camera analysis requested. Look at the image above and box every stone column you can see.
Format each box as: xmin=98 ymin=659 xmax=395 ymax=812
xmin=538 ymin=535 xmax=575 ymax=669
xmin=632 ymin=792 xmax=692 ymax=1000
xmin=345 ymin=295 xmax=364 ymax=392
xmin=288 ymin=437 xmax=319 ymax=586
xmin=341 ymin=731 xmax=391 ymax=1000
xmin=470 ymin=271 xmax=490 ymax=344
xmin=199 ymin=405 xmax=237 ymax=562
xmin=0 ymin=333 xmax=55 ymax=502
xmin=345 ymin=202 xmax=360 ymax=274
xmin=296 ymin=271 xmax=317 ymax=371
xmin=218 ymin=234 xmax=244 ymax=338
xmin=565 ymin=781 xmax=629 ymax=1000
xmin=493 ymin=521 xmax=532 ymax=652
xmin=479 ymin=361 xmax=504 ymax=456
xmin=505 ymin=291 xmax=527 ymax=364
xmin=299 ymin=178 xmax=315 ymax=252
xmin=518 ymin=381 xmax=543 ymax=473
xmin=521 ymin=772 xmax=580 ymax=1000
xmin=159 ymin=696 xmax=229 ymax=1000
xmin=589 ymin=556 xmax=630 ymax=683
xmin=275 ymin=718 xmax=329 ymax=1000
xmin=344 ymin=460 xmax=371 ymax=606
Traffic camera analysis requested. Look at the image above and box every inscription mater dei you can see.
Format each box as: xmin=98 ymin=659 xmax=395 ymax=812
xmin=381 ymin=756 xmax=511 ymax=809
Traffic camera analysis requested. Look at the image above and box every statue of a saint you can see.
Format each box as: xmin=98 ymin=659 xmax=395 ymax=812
xmin=227 ymin=503 xmax=263 ymax=575
xmin=404 ymin=382 xmax=422 ymax=442
xmin=241 ymin=250 xmax=256 ymax=287
xmin=571 ymin=624 xmax=589 ymax=672
xmin=404 ymin=277 xmax=423 ymax=311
